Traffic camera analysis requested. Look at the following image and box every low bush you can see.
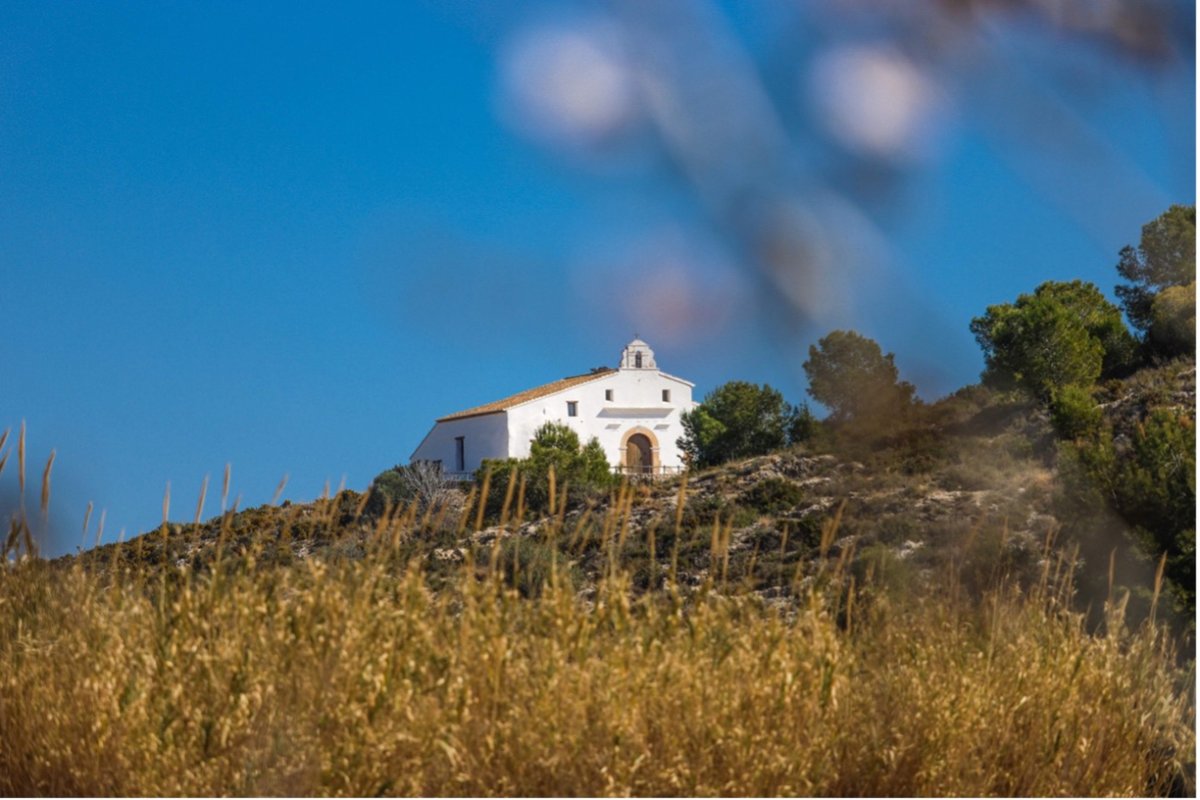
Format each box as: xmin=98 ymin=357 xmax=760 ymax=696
xmin=475 ymin=424 xmax=616 ymax=521
xmin=1058 ymin=409 xmax=1195 ymax=620
xmin=1050 ymin=384 xmax=1103 ymax=440
xmin=365 ymin=462 xmax=455 ymax=517
xmin=740 ymin=477 xmax=805 ymax=515
xmin=1114 ymin=411 xmax=1196 ymax=614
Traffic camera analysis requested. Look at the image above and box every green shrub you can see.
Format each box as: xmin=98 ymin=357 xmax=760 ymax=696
xmin=740 ymin=477 xmax=805 ymax=515
xmin=790 ymin=514 xmax=825 ymax=550
xmin=874 ymin=515 xmax=921 ymax=546
xmin=1110 ymin=410 xmax=1194 ymax=534
xmin=971 ymin=280 xmax=1134 ymax=399
xmin=1114 ymin=411 xmax=1196 ymax=611
xmin=364 ymin=466 xmax=408 ymax=517
xmin=1049 ymin=385 xmax=1102 ymax=440
xmin=680 ymin=382 xmax=807 ymax=468
xmin=679 ymin=492 xmax=731 ymax=532
xmin=1057 ymin=432 xmax=1116 ymax=511
xmin=788 ymin=403 xmax=819 ymax=444
xmin=1059 ymin=410 xmax=1195 ymax=618
xmin=475 ymin=424 xmax=616 ymax=521
xmin=898 ymin=429 xmax=949 ymax=474
xmin=727 ymin=505 xmax=762 ymax=528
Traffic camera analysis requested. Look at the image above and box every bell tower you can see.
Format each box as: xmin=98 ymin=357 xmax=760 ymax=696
xmin=619 ymin=337 xmax=657 ymax=370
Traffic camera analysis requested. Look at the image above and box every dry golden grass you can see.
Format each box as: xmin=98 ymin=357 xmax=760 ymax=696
xmin=0 ymin=452 xmax=1193 ymax=796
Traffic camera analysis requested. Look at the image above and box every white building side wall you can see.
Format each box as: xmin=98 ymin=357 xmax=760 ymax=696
xmin=506 ymin=371 xmax=694 ymax=470
xmin=410 ymin=412 xmax=509 ymax=475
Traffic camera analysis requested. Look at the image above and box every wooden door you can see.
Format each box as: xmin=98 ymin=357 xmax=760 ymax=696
xmin=626 ymin=433 xmax=652 ymax=474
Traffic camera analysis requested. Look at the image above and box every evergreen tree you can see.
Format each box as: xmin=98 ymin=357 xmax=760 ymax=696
xmin=803 ymin=330 xmax=916 ymax=423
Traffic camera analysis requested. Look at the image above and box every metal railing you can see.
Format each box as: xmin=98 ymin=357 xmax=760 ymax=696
xmin=426 ymin=467 xmax=684 ymax=483
xmin=611 ymin=465 xmax=686 ymax=479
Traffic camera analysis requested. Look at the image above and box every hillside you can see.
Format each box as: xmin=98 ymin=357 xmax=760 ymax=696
xmin=71 ymin=357 xmax=1194 ymax=632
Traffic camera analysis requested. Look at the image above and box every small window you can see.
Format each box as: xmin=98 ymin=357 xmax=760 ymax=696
xmin=662 ymin=389 xmax=671 ymax=402
xmin=605 ymin=389 xmax=613 ymax=401
xmin=454 ymin=437 xmax=465 ymax=472
xmin=567 ymin=401 xmax=578 ymax=417
xmin=635 ymin=353 xmax=643 ymax=368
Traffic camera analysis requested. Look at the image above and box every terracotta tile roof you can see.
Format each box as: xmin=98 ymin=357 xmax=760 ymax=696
xmin=437 ymin=368 xmax=616 ymax=422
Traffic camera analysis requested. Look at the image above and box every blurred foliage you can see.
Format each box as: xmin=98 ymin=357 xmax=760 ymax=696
xmin=495 ymin=535 xmax=581 ymax=598
xmin=490 ymin=0 xmax=1191 ymax=363
xmin=1149 ymin=281 xmax=1196 ymax=356
xmin=803 ymin=330 xmax=916 ymax=426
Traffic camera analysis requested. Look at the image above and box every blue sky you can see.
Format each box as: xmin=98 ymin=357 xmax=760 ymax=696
xmin=1 ymin=1 xmax=1194 ymax=555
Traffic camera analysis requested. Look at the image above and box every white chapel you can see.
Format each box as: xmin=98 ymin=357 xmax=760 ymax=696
xmin=410 ymin=339 xmax=697 ymax=477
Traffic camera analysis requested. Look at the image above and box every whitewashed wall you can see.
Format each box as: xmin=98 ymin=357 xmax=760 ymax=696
xmin=506 ymin=370 xmax=695 ymax=470
xmin=412 ymin=362 xmax=697 ymax=477
xmin=409 ymin=412 xmax=509 ymax=475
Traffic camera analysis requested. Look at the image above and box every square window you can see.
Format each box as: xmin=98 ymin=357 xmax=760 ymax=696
xmin=605 ymin=389 xmax=613 ymax=401
xmin=662 ymin=389 xmax=671 ymax=402
xmin=567 ymin=401 xmax=578 ymax=417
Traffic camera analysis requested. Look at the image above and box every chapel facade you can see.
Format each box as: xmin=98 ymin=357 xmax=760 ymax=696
xmin=410 ymin=339 xmax=696 ymax=477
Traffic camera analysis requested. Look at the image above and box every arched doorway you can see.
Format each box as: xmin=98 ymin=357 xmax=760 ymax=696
xmin=626 ymin=433 xmax=653 ymax=474
xmin=620 ymin=427 xmax=660 ymax=475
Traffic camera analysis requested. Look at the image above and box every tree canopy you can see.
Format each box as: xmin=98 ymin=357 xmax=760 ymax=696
xmin=679 ymin=381 xmax=807 ymax=468
xmin=802 ymin=330 xmax=916 ymax=423
xmin=970 ymin=280 xmax=1134 ymax=400
xmin=1115 ymin=204 xmax=1195 ymax=340
xmin=1149 ymin=283 xmax=1196 ymax=355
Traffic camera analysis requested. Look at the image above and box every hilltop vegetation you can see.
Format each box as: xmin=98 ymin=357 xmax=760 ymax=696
xmin=137 ymin=346 xmax=1184 ymax=634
